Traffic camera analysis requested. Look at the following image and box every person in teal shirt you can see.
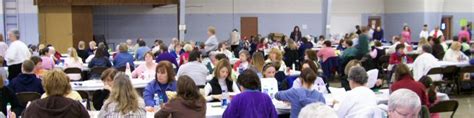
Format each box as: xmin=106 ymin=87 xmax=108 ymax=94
xmin=340 ymin=39 xmax=357 ymax=64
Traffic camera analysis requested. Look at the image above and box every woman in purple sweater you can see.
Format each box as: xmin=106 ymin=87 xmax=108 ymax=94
xmin=223 ymin=70 xmax=278 ymax=118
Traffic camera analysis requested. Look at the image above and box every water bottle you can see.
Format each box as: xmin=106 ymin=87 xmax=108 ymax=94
xmin=125 ymin=62 xmax=132 ymax=77
xmin=402 ymin=56 xmax=407 ymax=64
xmin=153 ymin=93 xmax=160 ymax=110
xmin=159 ymin=95 xmax=164 ymax=106
xmin=6 ymin=103 xmax=11 ymax=118
xmin=222 ymin=90 xmax=229 ymax=108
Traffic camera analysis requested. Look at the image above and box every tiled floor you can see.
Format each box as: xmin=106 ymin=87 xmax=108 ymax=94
xmin=439 ymin=93 xmax=474 ymax=118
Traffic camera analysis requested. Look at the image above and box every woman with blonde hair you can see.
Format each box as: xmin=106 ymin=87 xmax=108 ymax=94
xmin=416 ymin=38 xmax=429 ymax=53
xmin=65 ymin=47 xmax=84 ymax=70
xmin=443 ymin=41 xmax=468 ymax=62
xmin=204 ymin=59 xmax=240 ymax=102
xmin=23 ymin=69 xmax=88 ymax=118
xmin=266 ymin=48 xmax=287 ymax=72
xmin=250 ymin=52 xmax=265 ymax=73
xmin=179 ymin=44 xmax=193 ymax=65
xmin=98 ymin=72 xmax=146 ymax=117
xmin=284 ymin=39 xmax=300 ymax=69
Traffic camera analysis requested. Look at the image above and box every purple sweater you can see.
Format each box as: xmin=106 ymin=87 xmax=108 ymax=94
xmin=223 ymin=90 xmax=278 ymax=118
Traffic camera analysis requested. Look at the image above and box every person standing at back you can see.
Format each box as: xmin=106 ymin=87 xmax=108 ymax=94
xmin=419 ymin=24 xmax=429 ymax=39
xmin=458 ymin=26 xmax=471 ymax=43
xmin=176 ymin=50 xmax=209 ymax=88
xmin=5 ymin=29 xmax=31 ymax=81
xmin=356 ymin=26 xmax=370 ymax=59
xmin=290 ymin=26 xmax=302 ymax=42
xmin=205 ymin=26 xmax=219 ymax=54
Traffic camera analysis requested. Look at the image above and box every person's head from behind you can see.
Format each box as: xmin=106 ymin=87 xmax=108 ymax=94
xmin=189 ymin=50 xmax=202 ymax=62
xmin=343 ymin=39 xmax=353 ymax=48
xmin=301 ymin=60 xmax=318 ymax=74
xmin=394 ymin=64 xmax=411 ymax=81
xmin=388 ymin=89 xmax=421 ymax=118
xmin=421 ymin=44 xmax=432 ymax=54
xmin=39 ymin=47 xmax=51 ymax=56
xmin=355 ymin=25 xmax=360 ymax=29
xmin=237 ymin=70 xmax=261 ymax=90
xmin=432 ymin=36 xmax=441 ymax=44
xmin=214 ymin=59 xmax=232 ymax=80
xmin=304 ymin=50 xmax=317 ymax=61
xmin=208 ymin=26 xmax=216 ymax=36
xmin=395 ymin=44 xmax=406 ymax=54
xmin=22 ymin=60 xmax=35 ymax=74
xmin=298 ymin=102 xmax=338 ymax=118
xmin=101 ymin=68 xmax=119 ymax=89
xmin=423 ymin=24 xmax=428 ymax=30
xmin=118 ymin=43 xmax=128 ymax=53
xmin=43 ymin=69 xmax=72 ymax=97
xmin=403 ymin=26 xmax=410 ymax=31
xmin=269 ymin=48 xmax=282 ymax=62
xmin=155 ymin=61 xmax=175 ymax=84
xmin=323 ymin=40 xmax=331 ymax=48
xmin=126 ymin=39 xmax=133 ymax=45
xmin=344 ymin=60 xmax=361 ymax=75
xmin=108 ymin=72 xmax=141 ymax=114
xmin=183 ymin=44 xmax=193 ymax=52
xmin=419 ymin=76 xmax=437 ymax=104
xmin=30 ymin=56 xmax=43 ymax=70
xmin=78 ymin=41 xmax=86 ymax=50
xmin=300 ymin=68 xmax=317 ymax=88
xmin=176 ymin=75 xmax=205 ymax=110
xmin=251 ymin=52 xmax=265 ymax=73
xmin=215 ymin=53 xmax=229 ymax=61
xmin=239 ymin=50 xmax=250 ymax=62
xmin=450 ymin=41 xmax=462 ymax=51
xmin=347 ymin=66 xmax=368 ymax=89
xmin=160 ymin=43 xmax=168 ymax=53
xmin=7 ymin=29 xmax=19 ymax=41
xmin=95 ymin=46 xmax=107 ymax=58
xmin=138 ymin=40 xmax=146 ymax=47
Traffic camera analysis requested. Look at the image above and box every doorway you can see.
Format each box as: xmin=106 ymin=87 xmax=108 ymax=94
xmin=368 ymin=16 xmax=382 ymax=28
xmin=441 ymin=16 xmax=453 ymax=39
xmin=240 ymin=17 xmax=258 ymax=39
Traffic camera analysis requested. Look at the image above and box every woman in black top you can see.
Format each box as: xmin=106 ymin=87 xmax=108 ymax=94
xmin=284 ymin=39 xmax=300 ymax=70
xmin=290 ymin=26 xmax=302 ymax=42
xmin=76 ymin=41 xmax=90 ymax=63
xmin=430 ymin=36 xmax=445 ymax=60
xmin=204 ymin=59 xmax=240 ymax=102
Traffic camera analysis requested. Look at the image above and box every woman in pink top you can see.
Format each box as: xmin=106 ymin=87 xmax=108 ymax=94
xmin=179 ymin=44 xmax=194 ymax=66
xmin=65 ymin=48 xmax=84 ymax=69
xmin=401 ymin=26 xmax=412 ymax=44
xmin=458 ymin=26 xmax=471 ymax=43
xmin=39 ymin=47 xmax=55 ymax=70
xmin=317 ymin=40 xmax=336 ymax=62
xmin=132 ymin=51 xmax=157 ymax=79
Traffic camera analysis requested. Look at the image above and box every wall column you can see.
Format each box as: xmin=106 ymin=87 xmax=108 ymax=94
xmin=178 ymin=0 xmax=186 ymax=41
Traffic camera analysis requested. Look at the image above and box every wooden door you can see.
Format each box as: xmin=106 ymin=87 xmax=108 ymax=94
xmin=442 ymin=16 xmax=453 ymax=39
xmin=368 ymin=16 xmax=382 ymax=28
xmin=241 ymin=17 xmax=258 ymax=39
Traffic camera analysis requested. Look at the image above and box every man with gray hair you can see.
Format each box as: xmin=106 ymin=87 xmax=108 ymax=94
xmin=299 ymin=102 xmax=337 ymax=118
xmin=5 ymin=29 xmax=31 ymax=80
xmin=337 ymin=66 xmax=377 ymax=118
xmin=412 ymin=44 xmax=441 ymax=81
xmin=388 ymin=89 xmax=422 ymax=118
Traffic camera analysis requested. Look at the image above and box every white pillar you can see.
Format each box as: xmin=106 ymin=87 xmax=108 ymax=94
xmin=178 ymin=0 xmax=186 ymax=41
xmin=0 ymin=1 xmax=4 ymax=37
xmin=322 ymin=0 xmax=332 ymax=37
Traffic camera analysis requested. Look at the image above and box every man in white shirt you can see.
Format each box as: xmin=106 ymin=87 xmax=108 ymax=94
xmin=177 ymin=50 xmax=209 ymax=87
xmin=5 ymin=29 xmax=31 ymax=80
xmin=337 ymin=66 xmax=377 ymax=118
xmin=412 ymin=45 xmax=442 ymax=81
xmin=419 ymin=24 xmax=429 ymax=39
xmin=429 ymin=26 xmax=444 ymax=38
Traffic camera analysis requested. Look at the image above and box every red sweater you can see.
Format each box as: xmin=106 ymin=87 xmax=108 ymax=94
xmin=389 ymin=52 xmax=413 ymax=65
xmin=390 ymin=75 xmax=430 ymax=107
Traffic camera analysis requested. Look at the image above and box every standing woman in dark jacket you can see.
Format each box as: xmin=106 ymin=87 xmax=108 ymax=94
xmin=88 ymin=46 xmax=112 ymax=68
xmin=373 ymin=26 xmax=384 ymax=41
xmin=430 ymin=36 xmax=445 ymax=60
xmin=0 ymin=76 xmax=23 ymax=118
xmin=290 ymin=26 xmax=302 ymax=42
xmin=284 ymin=39 xmax=300 ymax=70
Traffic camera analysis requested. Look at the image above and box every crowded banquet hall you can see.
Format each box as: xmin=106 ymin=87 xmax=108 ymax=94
xmin=0 ymin=0 xmax=473 ymax=118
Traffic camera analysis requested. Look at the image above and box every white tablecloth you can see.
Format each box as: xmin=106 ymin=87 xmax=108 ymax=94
xmin=71 ymin=79 xmax=151 ymax=91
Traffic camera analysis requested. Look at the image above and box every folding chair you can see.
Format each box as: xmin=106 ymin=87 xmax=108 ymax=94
xmin=429 ymin=100 xmax=459 ymax=118
xmin=458 ymin=66 xmax=474 ymax=94
xmin=64 ymin=67 xmax=83 ymax=81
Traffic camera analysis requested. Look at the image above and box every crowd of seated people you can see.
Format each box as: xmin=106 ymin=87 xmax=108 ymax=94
xmin=0 ymin=23 xmax=470 ymax=118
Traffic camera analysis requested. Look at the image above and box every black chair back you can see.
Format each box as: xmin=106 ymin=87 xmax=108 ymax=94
xmin=16 ymin=92 xmax=41 ymax=107
xmin=420 ymin=105 xmax=431 ymax=118
xmin=427 ymin=67 xmax=444 ymax=75
xmin=64 ymin=67 xmax=82 ymax=74
xmin=429 ymin=100 xmax=459 ymax=118
xmin=77 ymin=91 xmax=90 ymax=110
xmin=459 ymin=65 xmax=474 ymax=73
xmin=89 ymin=67 xmax=109 ymax=80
